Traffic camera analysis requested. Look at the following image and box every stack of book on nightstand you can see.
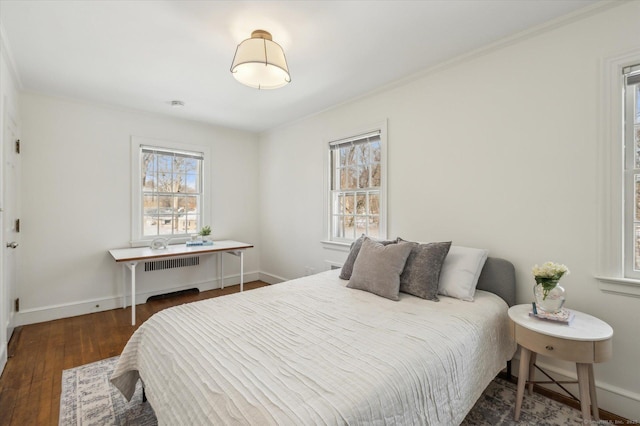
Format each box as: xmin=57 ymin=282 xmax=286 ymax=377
xmin=529 ymin=303 xmax=575 ymax=324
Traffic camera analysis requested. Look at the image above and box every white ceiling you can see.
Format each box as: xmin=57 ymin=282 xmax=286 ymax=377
xmin=0 ymin=0 xmax=600 ymax=133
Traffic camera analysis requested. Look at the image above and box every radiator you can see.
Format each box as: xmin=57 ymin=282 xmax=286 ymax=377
xmin=144 ymin=256 xmax=200 ymax=272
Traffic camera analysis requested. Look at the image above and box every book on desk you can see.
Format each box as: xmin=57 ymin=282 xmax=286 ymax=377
xmin=186 ymin=240 xmax=214 ymax=247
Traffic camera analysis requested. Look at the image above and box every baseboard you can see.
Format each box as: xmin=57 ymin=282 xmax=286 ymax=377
xmin=1 ymin=313 xmax=14 ymax=378
xmin=258 ymin=271 xmax=287 ymax=285
xmin=13 ymin=271 xmax=260 ymax=327
xmin=0 ymin=343 xmax=7 ymax=378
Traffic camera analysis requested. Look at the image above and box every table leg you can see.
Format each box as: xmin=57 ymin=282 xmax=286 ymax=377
xmin=576 ymin=363 xmax=592 ymax=423
xmin=220 ymin=253 xmax=224 ymax=289
xmin=588 ymin=363 xmax=600 ymax=420
xmin=528 ymin=352 xmax=537 ymax=395
xmin=515 ymin=347 xmax=531 ymax=421
xmin=124 ymin=262 xmax=137 ymax=326
xmin=240 ymin=251 xmax=244 ymax=292
xmin=122 ymin=265 xmax=126 ymax=309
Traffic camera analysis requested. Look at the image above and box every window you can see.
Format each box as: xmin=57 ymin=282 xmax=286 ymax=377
xmin=141 ymin=146 xmax=203 ymax=237
xmin=595 ymin=54 xmax=640 ymax=296
xmin=327 ymin=125 xmax=387 ymax=243
xmin=623 ymin=64 xmax=640 ymax=278
xmin=131 ymin=137 xmax=209 ymax=245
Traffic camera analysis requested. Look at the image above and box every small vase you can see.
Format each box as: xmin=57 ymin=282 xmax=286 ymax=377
xmin=533 ymin=281 xmax=565 ymax=313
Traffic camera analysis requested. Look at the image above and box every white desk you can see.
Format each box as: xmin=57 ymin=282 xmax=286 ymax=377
xmin=109 ymin=240 xmax=253 ymax=325
xmin=508 ymin=304 xmax=613 ymax=423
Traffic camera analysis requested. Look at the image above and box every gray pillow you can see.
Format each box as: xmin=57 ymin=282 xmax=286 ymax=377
xmin=398 ymin=238 xmax=452 ymax=301
xmin=347 ymin=237 xmax=415 ymax=300
xmin=339 ymin=234 xmax=396 ymax=280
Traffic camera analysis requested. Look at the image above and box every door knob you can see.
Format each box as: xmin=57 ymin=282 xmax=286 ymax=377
xmin=6 ymin=242 xmax=18 ymax=249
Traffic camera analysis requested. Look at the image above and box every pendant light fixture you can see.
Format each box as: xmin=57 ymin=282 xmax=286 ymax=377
xmin=230 ymin=30 xmax=291 ymax=90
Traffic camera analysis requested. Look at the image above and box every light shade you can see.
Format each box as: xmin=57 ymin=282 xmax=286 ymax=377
xmin=230 ymin=30 xmax=290 ymax=90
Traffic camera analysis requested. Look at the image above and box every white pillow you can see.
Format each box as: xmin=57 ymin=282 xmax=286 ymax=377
xmin=438 ymin=246 xmax=489 ymax=301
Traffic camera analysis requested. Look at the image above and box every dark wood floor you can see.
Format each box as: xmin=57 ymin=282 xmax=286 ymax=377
xmin=0 ymin=281 xmax=268 ymax=426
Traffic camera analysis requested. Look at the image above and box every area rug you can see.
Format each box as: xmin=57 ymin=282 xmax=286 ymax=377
xmin=60 ymin=356 xmax=590 ymax=425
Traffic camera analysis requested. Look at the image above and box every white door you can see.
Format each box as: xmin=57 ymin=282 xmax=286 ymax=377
xmin=1 ymin=99 xmax=19 ymax=354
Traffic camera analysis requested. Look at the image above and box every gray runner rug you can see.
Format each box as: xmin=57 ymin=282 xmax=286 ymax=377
xmin=60 ymin=356 xmax=589 ymax=425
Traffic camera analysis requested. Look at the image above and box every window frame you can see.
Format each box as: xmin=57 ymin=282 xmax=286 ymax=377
xmin=322 ymin=121 xmax=388 ymax=246
xmin=596 ymin=51 xmax=640 ymax=297
xmin=623 ymin=65 xmax=640 ymax=279
xmin=130 ymin=136 xmax=211 ymax=247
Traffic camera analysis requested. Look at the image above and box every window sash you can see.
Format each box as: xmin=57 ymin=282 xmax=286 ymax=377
xmin=138 ymin=144 xmax=204 ymax=240
xmin=329 ymin=132 xmax=382 ymax=242
xmin=623 ymin=65 xmax=640 ymax=277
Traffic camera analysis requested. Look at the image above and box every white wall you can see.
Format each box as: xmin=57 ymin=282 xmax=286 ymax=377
xmin=16 ymin=94 xmax=260 ymax=324
xmin=258 ymin=2 xmax=640 ymax=419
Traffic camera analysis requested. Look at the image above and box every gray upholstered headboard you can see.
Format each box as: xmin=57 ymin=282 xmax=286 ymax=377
xmin=475 ymin=257 xmax=516 ymax=307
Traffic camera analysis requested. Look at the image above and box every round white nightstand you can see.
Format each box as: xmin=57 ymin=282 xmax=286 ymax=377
xmin=507 ymin=304 xmax=613 ymax=423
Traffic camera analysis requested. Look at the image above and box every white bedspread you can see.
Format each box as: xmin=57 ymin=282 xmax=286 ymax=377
xmin=111 ymin=269 xmax=515 ymax=425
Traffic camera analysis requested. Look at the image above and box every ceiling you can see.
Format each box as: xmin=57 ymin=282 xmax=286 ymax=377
xmin=0 ymin=0 xmax=601 ymax=133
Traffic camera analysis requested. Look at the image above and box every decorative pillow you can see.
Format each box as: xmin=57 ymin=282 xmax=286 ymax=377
xmin=347 ymin=237 xmax=415 ymax=301
xmin=398 ymin=238 xmax=452 ymax=301
xmin=339 ymin=234 xmax=396 ymax=280
xmin=438 ymin=246 xmax=489 ymax=301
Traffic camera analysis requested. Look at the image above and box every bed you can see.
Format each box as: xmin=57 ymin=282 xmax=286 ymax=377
xmin=111 ymin=250 xmax=516 ymax=425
